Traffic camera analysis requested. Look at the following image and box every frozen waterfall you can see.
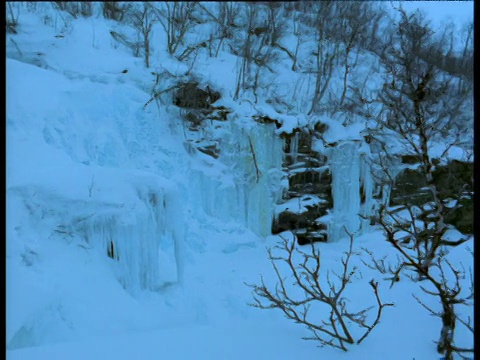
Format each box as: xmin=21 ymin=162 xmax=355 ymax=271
xmin=187 ymin=118 xmax=284 ymax=237
xmin=326 ymin=141 xmax=374 ymax=241
xmin=81 ymin=183 xmax=184 ymax=294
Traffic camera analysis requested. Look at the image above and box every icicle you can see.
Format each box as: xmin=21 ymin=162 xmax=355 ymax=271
xmin=290 ymin=131 xmax=299 ymax=164
xmin=80 ymin=185 xmax=183 ymax=295
xmin=381 ymin=185 xmax=391 ymax=207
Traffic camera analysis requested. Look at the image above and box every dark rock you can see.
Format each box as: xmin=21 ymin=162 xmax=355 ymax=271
xmin=296 ymin=231 xmax=328 ymax=245
xmin=183 ymin=111 xmax=203 ymax=127
xmin=288 ymin=184 xmax=331 ymax=199
xmin=390 ymin=168 xmax=431 ymax=206
xmin=401 ymin=154 xmax=423 ymax=164
xmin=444 ymin=197 xmax=473 ymax=234
xmin=289 ymin=169 xmax=331 ymax=187
xmin=433 ymin=160 xmax=473 ymax=199
xmin=391 ymin=160 xmax=473 ymax=208
xmin=197 ymin=145 xmax=219 ymax=159
xmin=252 ymin=115 xmax=282 ymax=129
xmin=289 ymin=170 xmax=320 ymax=186
xmin=272 ymin=201 xmax=329 ymax=235
xmin=314 ymin=122 xmax=328 ymax=133
xmin=272 ymin=211 xmax=309 ymax=234
xmin=208 ymin=106 xmax=231 ymax=121
xmin=174 ymin=82 xmax=220 ymax=109
xmin=390 ymin=160 xmax=473 ymax=234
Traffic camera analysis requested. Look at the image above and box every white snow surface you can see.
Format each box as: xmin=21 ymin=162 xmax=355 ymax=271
xmin=7 ymin=6 xmax=473 ymax=360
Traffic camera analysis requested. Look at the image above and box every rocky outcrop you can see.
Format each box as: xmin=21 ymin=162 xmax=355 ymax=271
xmin=174 ymin=81 xmax=232 ymax=159
xmin=390 ymin=159 xmax=473 ymax=234
xmin=272 ymin=130 xmax=332 ymax=245
xmin=174 ymin=81 xmax=220 ymax=109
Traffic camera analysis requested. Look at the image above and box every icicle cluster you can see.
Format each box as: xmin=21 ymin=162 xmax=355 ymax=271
xmin=81 ymin=185 xmax=184 ymax=294
xmin=188 ymin=118 xmax=284 ymax=237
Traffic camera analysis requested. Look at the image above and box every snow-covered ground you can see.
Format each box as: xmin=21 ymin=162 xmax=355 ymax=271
xmin=7 ymin=4 xmax=473 ymax=360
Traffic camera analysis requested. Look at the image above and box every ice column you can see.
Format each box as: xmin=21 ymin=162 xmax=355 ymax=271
xmin=327 ymin=140 xmax=374 ymax=241
xmin=327 ymin=141 xmax=361 ymax=241
xmin=245 ymin=123 xmax=284 ymax=236
xmin=290 ymin=131 xmax=299 ymax=164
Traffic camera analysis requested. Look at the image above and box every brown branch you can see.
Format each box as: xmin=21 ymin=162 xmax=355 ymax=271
xmin=357 ymin=280 xmax=394 ymax=344
xmin=143 ymin=85 xmax=178 ymax=109
xmin=247 ymin=233 xmax=390 ymax=351
xmin=248 ymin=135 xmax=261 ymax=183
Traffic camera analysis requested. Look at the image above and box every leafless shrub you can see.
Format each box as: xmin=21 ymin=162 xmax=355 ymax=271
xmin=246 ymin=232 xmax=393 ymax=351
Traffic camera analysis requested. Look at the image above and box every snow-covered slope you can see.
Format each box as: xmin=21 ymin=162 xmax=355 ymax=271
xmin=6 ymin=4 xmax=473 ymax=360
xmin=6 ymin=6 xmax=287 ymax=351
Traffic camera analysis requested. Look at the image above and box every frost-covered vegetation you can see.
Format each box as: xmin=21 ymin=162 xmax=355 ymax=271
xmin=6 ymin=2 xmax=473 ymax=359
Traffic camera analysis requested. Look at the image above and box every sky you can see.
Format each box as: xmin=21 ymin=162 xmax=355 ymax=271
xmin=396 ymin=1 xmax=474 ymax=27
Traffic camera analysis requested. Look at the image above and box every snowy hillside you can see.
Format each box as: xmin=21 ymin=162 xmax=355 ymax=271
xmin=6 ymin=2 xmax=473 ymax=360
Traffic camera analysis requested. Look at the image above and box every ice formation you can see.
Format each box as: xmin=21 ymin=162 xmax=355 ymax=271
xmin=289 ymin=131 xmax=299 ymax=164
xmin=326 ymin=140 xmax=374 ymax=241
xmin=80 ymin=182 xmax=184 ymax=294
xmin=188 ymin=118 xmax=284 ymax=237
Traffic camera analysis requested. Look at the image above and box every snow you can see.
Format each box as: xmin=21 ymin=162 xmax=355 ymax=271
xmin=429 ymin=143 xmax=473 ymax=164
xmin=7 ymin=4 xmax=473 ymax=360
xmin=275 ymin=194 xmax=327 ymax=216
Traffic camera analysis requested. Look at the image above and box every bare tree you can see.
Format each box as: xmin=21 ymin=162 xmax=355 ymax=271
xmin=52 ymin=2 xmax=93 ymax=18
xmin=261 ymin=1 xmax=287 ymax=47
xmin=107 ymin=3 xmax=155 ymax=67
xmin=370 ymin=208 xmax=474 ymax=359
xmin=6 ymin=2 xmax=20 ymax=33
xmin=307 ymin=1 xmax=339 ymax=115
xmin=196 ymin=2 xmax=242 ymax=58
xmin=131 ymin=2 xmax=154 ymax=68
xmin=289 ymin=9 xmax=300 ymax=72
xmin=79 ymin=2 xmax=93 ymax=17
xmin=103 ymin=2 xmax=130 ymax=22
xmin=231 ymin=3 xmax=279 ymax=102
xmin=151 ymin=2 xmax=198 ymax=58
xmin=109 ymin=30 xmax=143 ymax=58
xmin=335 ymin=2 xmax=374 ymax=106
xmin=365 ymin=9 xmax=473 ymax=360
xmin=247 ymin=233 xmax=392 ymax=351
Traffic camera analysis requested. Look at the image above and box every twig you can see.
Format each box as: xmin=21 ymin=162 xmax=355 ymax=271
xmin=248 ymin=135 xmax=261 ymax=183
xmin=143 ymin=85 xmax=178 ymax=109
